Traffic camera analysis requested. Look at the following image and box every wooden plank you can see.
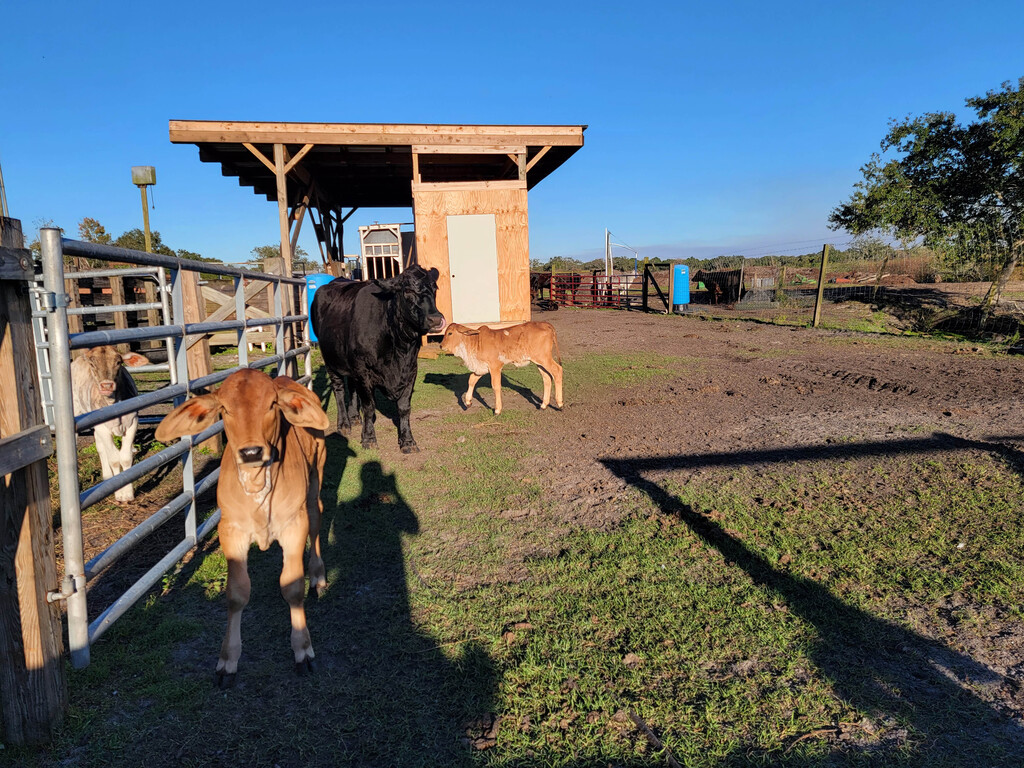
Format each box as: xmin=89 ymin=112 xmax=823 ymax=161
xmin=283 ymin=143 xmax=314 ymax=174
xmin=274 ymin=145 xmax=298 ymax=377
xmin=526 ymin=145 xmax=552 ymax=173
xmin=411 ymin=180 xmax=527 ymax=192
xmin=0 ymin=426 xmax=52 ymax=477
xmin=412 ymin=144 xmax=528 ymax=155
xmin=181 ymin=272 xmax=220 ymax=451
xmin=411 ymin=186 xmax=531 ymax=327
xmin=108 ymin=270 xmax=129 ymax=352
xmin=242 ymin=142 xmax=276 ymax=174
xmin=65 ymin=258 xmax=83 ymax=335
xmin=0 ymin=217 xmax=66 ymax=745
xmin=170 ymin=120 xmax=586 ymax=147
xmin=0 ymin=245 xmax=32 ymax=281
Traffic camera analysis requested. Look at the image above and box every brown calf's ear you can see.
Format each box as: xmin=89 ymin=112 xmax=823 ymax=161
xmin=155 ymin=393 xmax=222 ymax=442
xmin=274 ymin=377 xmax=329 ymax=430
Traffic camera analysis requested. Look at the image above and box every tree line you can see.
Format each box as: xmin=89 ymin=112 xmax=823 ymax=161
xmin=29 ymin=217 xmax=322 ymax=275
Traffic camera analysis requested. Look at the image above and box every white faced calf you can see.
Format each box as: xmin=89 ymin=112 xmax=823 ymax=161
xmin=71 ymin=345 xmax=151 ymax=502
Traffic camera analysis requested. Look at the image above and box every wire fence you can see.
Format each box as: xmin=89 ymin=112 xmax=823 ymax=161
xmin=535 ymin=234 xmax=1024 ymax=340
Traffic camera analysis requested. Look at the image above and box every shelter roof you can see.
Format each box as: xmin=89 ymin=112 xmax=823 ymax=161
xmin=168 ymin=121 xmax=586 ymax=209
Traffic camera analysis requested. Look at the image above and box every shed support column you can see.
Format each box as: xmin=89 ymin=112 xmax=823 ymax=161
xmin=273 ymin=144 xmax=296 ymax=376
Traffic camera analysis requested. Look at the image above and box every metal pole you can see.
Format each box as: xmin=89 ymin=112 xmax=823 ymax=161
xmin=40 ymin=229 xmax=90 ymax=668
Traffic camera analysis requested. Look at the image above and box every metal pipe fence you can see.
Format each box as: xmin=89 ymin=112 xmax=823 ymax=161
xmin=36 ymin=230 xmax=312 ymax=668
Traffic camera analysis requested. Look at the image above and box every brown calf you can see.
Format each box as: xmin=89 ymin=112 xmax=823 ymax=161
xmin=155 ymin=369 xmax=329 ymax=686
xmin=440 ymin=321 xmax=564 ymax=415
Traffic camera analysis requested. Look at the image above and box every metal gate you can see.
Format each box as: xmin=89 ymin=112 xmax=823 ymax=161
xmin=34 ymin=230 xmax=311 ymax=668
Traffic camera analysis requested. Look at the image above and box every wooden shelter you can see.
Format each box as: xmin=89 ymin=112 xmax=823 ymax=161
xmin=169 ymin=121 xmax=586 ymax=327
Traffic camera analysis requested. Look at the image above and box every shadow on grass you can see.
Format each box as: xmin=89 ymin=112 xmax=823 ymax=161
xmin=423 ymin=371 xmax=543 ymax=411
xmin=601 ymin=434 xmax=1024 ymax=766
xmin=307 ymin=456 xmax=499 ymax=764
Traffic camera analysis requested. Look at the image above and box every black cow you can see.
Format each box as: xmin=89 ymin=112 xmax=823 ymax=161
xmin=311 ymin=266 xmax=445 ymax=453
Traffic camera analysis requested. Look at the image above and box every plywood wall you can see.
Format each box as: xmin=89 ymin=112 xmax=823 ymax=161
xmin=412 ymin=184 xmax=530 ymax=325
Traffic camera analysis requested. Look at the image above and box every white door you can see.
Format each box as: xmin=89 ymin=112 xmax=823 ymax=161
xmin=447 ymin=214 xmax=500 ymax=324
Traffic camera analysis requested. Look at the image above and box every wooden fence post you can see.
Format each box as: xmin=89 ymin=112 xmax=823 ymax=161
xmin=109 ymin=268 xmax=129 ymax=353
xmin=812 ymin=244 xmax=831 ymax=328
xmin=0 ymin=217 xmax=67 ymax=745
xmin=181 ymin=271 xmax=219 ymax=452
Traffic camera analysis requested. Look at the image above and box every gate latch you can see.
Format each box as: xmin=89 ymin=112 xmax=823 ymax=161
xmin=47 ymin=574 xmax=78 ymax=603
xmin=40 ymin=291 xmax=70 ymax=312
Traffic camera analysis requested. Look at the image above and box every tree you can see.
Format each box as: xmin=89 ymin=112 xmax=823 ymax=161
xmin=78 ymin=217 xmax=111 ymax=244
xmin=248 ymin=243 xmax=316 ymax=273
xmin=830 ymin=78 xmax=1024 ymax=311
xmin=114 ymin=228 xmax=175 ymax=256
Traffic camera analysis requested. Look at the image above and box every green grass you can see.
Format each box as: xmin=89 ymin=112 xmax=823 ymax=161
xmin=14 ymin=347 xmax=1024 ymax=767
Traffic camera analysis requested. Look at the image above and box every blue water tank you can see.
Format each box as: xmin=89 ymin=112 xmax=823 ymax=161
xmin=305 ymin=274 xmax=335 ymax=343
xmin=671 ymin=264 xmax=690 ymax=308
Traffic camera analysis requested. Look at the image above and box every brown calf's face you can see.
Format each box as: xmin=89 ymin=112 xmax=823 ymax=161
xmin=155 ymin=369 xmax=329 ymax=496
xmin=218 ymin=371 xmax=282 ymax=492
xmin=440 ymin=324 xmax=470 ymax=354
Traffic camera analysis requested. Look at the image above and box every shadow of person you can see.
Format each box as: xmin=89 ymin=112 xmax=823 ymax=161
xmin=604 ymin=454 xmax=1024 ymax=765
xmin=306 ymin=459 xmax=498 ymax=764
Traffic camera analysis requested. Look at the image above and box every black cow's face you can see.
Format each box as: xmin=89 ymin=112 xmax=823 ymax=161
xmin=393 ymin=266 xmax=446 ymax=335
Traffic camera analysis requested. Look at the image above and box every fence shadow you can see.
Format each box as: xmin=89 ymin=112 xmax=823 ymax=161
xmin=600 ymin=437 xmax=1024 ymax=765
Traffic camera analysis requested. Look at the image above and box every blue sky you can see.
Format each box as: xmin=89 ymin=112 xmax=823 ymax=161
xmin=3 ymin=1 xmax=1023 ymax=265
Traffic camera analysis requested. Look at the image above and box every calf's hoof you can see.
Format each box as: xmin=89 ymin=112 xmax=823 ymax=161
xmin=400 ymin=442 xmax=420 ymax=454
xmin=361 ymin=437 xmax=377 ymax=449
xmin=214 ymin=670 xmax=237 ymax=689
xmin=295 ymin=657 xmax=317 ymax=676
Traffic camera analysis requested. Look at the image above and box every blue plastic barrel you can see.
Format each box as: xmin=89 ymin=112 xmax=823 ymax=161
xmin=671 ymin=264 xmax=690 ymax=308
xmin=305 ymin=273 xmax=335 ymax=343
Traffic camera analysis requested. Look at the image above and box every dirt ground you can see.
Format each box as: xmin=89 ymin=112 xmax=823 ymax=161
xmin=63 ymin=304 xmax=1024 ymax=761
xmin=408 ymin=306 xmax=1024 ymax=734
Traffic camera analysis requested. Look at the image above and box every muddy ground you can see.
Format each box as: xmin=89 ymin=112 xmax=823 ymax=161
xmin=408 ymin=306 xmax=1024 ymax=731
xmin=65 ymin=304 xmax=1024 ymax=761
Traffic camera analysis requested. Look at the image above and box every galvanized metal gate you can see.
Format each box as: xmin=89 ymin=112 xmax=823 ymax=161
xmin=34 ymin=230 xmax=311 ymax=668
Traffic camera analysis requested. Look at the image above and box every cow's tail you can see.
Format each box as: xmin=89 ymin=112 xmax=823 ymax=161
xmin=552 ymin=330 xmax=563 ymax=364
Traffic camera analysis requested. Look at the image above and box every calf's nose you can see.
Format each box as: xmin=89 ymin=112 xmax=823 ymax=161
xmin=238 ymin=446 xmax=265 ymax=464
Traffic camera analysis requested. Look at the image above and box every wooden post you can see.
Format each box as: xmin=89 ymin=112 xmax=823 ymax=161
xmin=64 ymin=258 xmax=83 ymax=335
xmin=812 ymin=244 xmax=831 ymax=328
xmin=273 ymin=144 xmax=297 ymax=377
xmin=181 ymin=271 xmax=219 ymax=451
xmin=0 ymin=217 xmax=66 ymax=745
xmin=109 ymin=269 xmax=129 ymax=352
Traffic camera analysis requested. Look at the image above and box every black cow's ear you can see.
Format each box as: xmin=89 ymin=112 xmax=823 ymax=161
xmin=428 ymin=267 xmax=440 ymax=281
xmin=369 ymin=281 xmax=395 ymax=299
